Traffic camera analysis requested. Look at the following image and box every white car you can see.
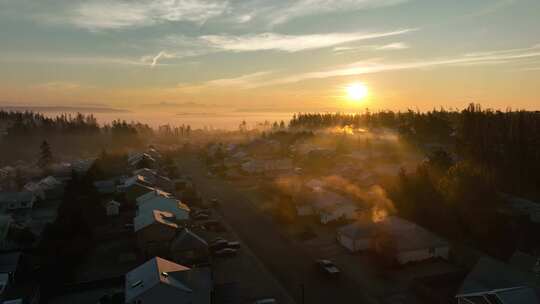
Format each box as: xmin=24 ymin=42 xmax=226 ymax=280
xmin=315 ymin=259 xmax=340 ymax=276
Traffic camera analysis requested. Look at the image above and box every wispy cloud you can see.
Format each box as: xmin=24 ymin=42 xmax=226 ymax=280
xmin=32 ymin=81 xmax=87 ymax=91
xmin=376 ymin=42 xmax=409 ymax=50
xmin=25 ymin=0 xmax=229 ymax=30
xmin=205 ymin=71 xmax=274 ymax=88
xmin=141 ymin=51 xmax=177 ymax=67
xmin=463 ymin=0 xmax=516 ymax=19
xmin=267 ymin=0 xmax=408 ymax=25
xmin=3 ymin=0 xmax=409 ymax=30
xmin=0 ymin=54 xmax=146 ymax=66
xmin=200 ymin=29 xmax=416 ymax=52
xmin=176 ymin=71 xmax=274 ymax=91
xmin=257 ymin=44 xmax=540 ymax=86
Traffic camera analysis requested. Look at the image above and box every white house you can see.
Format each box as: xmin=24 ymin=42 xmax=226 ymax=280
xmin=372 ymin=216 xmax=449 ymax=264
xmin=125 ymin=257 xmax=212 ymax=304
xmin=295 ymin=190 xmax=362 ymax=224
xmin=312 ymin=191 xmax=361 ymax=224
xmin=105 ymin=200 xmax=121 ymax=217
xmin=337 ymin=221 xmax=377 ymax=252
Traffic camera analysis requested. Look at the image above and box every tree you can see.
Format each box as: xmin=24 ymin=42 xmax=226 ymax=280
xmin=38 ymin=140 xmax=53 ymax=170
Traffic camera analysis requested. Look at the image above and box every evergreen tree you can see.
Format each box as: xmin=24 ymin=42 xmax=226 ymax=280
xmin=38 ymin=140 xmax=53 ymax=169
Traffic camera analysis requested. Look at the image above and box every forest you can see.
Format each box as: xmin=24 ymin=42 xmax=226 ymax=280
xmin=0 ymin=111 xmax=153 ymax=164
xmin=290 ymin=104 xmax=540 ymax=198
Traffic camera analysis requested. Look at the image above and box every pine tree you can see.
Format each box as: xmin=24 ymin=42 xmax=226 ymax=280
xmin=38 ymin=140 xmax=53 ymax=169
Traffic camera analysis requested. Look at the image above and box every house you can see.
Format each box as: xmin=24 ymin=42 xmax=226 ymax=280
xmin=501 ymin=194 xmax=540 ymax=224
xmin=128 ymin=152 xmax=157 ymax=169
xmin=136 ymin=189 xmax=173 ymax=205
xmin=337 ymin=221 xmax=377 ymax=252
xmin=240 ymin=159 xmax=293 ymax=175
xmin=24 ymin=176 xmax=63 ymax=201
xmin=105 ymin=200 xmax=121 ymax=217
xmin=93 ymin=180 xmax=117 ymax=196
xmin=312 ymin=191 xmax=361 ymax=224
xmin=134 ymin=210 xmax=179 ymax=257
xmin=509 ymin=251 xmax=540 ymax=275
xmin=125 ymin=257 xmax=212 ymax=304
xmin=372 ymin=217 xmax=449 ymax=264
xmin=72 ymin=159 xmax=96 ymax=174
xmin=294 ymin=190 xmax=362 ymax=223
xmin=120 ymin=176 xmax=156 ymax=204
xmin=0 ymin=252 xmax=23 ymax=287
xmin=0 ymin=192 xmax=36 ymax=211
xmin=170 ymin=229 xmax=209 ymax=265
xmin=456 ymin=256 xmax=540 ymax=304
xmin=133 ymin=168 xmax=174 ymax=192
xmin=137 ymin=196 xmax=190 ymax=222
xmin=0 ymin=216 xmax=13 ymax=250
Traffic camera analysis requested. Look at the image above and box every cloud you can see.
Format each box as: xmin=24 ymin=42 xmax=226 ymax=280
xmin=267 ymin=0 xmax=408 ymax=25
xmin=205 ymin=71 xmax=274 ymax=88
xmin=200 ymin=29 xmax=416 ymax=52
xmin=32 ymin=81 xmax=86 ymax=91
xmin=23 ymin=0 xmax=229 ymax=30
xmin=142 ymin=51 xmax=176 ymax=67
xmin=3 ymin=0 xmax=409 ymax=30
xmin=376 ymin=42 xmax=409 ymax=50
xmin=257 ymin=44 xmax=540 ymax=86
xmin=175 ymin=71 xmax=274 ymax=91
xmin=463 ymin=0 xmax=516 ymax=19
xmin=1 ymin=54 xmax=146 ymax=66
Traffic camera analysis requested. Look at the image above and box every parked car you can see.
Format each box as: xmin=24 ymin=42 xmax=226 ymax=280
xmin=253 ymin=298 xmax=277 ymax=304
xmin=210 ymin=237 xmax=227 ymax=244
xmin=213 ymin=248 xmax=238 ymax=257
xmin=192 ymin=213 xmax=210 ymax=220
xmin=227 ymin=241 xmax=241 ymax=249
xmin=209 ymin=240 xmax=229 ymax=252
xmin=315 ymin=259 xmax=340 ymax=276
xmin=202 ymin=220 xmax=227 ymax=232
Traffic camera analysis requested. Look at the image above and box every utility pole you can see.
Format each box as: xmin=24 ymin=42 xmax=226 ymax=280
xmin=301 ymin=283 xmax=305 ymax=304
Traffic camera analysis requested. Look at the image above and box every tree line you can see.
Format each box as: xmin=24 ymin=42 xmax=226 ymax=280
xmin=289 ymin=104 xmax=540 ymax=197
xmin=0 ymin=111 xmax=153 ymax=164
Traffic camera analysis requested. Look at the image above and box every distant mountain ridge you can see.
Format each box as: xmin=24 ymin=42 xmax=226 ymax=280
xmin=0 ymin=105 xmax=130 ymax=113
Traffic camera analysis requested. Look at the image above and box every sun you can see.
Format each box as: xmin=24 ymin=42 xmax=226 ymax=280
xmin=346 ymin=83 xmax=368 ymax=102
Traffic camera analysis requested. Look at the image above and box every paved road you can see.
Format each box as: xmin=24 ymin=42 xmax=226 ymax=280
xmin=178 ymin=155 xmax=376 ymax=304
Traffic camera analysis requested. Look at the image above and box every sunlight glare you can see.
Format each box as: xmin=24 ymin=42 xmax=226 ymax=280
xmin=346 ymin=83 xmax=368 ymax=102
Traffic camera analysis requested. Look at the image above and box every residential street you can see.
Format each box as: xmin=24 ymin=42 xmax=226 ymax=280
xmin=178 ymin=155 xmax=376 ymax=304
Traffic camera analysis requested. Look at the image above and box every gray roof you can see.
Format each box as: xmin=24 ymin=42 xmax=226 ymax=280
xmin=0 ymin=192 xmax=34 ymax=204
xmin=171 ymin=229 xmax=208 ymax=251
xmin=458 ymin=256 xmax=540 ymax=296
xmin=93 ymin=180 xmax=116 ymax=194
xmin=338 ymin=222 xmax=376 ymax=239
xmin=510 ymin=251 xmax=540 ymax=273
xmin=0 ymin=252 xmax=21 ymax=274
xmin=125 ymin=257 xmax=211 ymax=303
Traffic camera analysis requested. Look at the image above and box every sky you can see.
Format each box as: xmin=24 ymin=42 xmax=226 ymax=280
xmin=0 ymin=0 xmax=539 ymax=114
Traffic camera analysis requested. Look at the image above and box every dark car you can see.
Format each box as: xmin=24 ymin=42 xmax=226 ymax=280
xmin=202 ymin=220 xmax=227 ymax=232
xmin=226 ymin=241 xmax=241 ymax=249
xmin=210 ymin=237 xmax=227 ymax=244
xmin=315 ymin=259 xmax=340 ymax=276
xmin=213 ymin=248 xmax=238 ymax=257
xmin=192 ymin=213 xmax=210 ymax=220
xmin=209 ymin=239 xmax=229 ymax=252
